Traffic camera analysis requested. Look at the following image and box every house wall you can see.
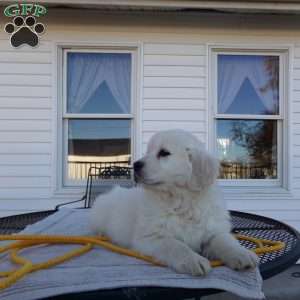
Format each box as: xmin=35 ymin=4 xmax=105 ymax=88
xmin=0 ymin=9 xmax=300 ymax=230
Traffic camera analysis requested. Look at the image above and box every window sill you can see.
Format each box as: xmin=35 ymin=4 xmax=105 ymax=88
xmin=221 ymin=185 xmax=294 ymax=199
xmin=64 ymin=179 xmax=134 ymax=187
xmin=53 ymin=183 xmax=294 ymax=202
xmin=54 ymin=180 xmax=134 ymax=197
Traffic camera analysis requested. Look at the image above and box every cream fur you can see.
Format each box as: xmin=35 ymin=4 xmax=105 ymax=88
xmin=90 ymin=129 xmax=258 ymax=276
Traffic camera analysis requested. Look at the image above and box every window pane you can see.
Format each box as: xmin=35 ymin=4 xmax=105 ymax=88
xmin=67 ymin=52 xmax=131 ymax=114
xmin=67 ymin=120 xmax=131 ymax=180
xmin=217 ymin=120 xmax=277 ymax=179
xmin=218 ymin=55 xmax=279 ymax=115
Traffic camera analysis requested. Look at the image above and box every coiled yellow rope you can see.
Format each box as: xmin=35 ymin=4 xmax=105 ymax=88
xmin=0 ymin=234 xmax=285 ymax=290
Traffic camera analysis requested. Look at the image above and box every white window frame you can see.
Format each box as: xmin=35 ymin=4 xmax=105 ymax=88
xmin=210 ymin=48 xmax=289 ymax=188
xmin=62 ymin=48 xmax=137 ymax=187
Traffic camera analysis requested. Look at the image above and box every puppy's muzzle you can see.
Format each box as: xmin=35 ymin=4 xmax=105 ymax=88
xmin=133 ymin=160 xmax=144 ymax=182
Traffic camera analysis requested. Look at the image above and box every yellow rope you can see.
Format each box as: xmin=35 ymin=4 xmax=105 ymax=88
xmin=0 ymin=233 xmax=285 ymax=290
xmin=210 ymin=234 xmax=285 ymax=267
xmin=0 ymin=242 xmax=93 ymax=289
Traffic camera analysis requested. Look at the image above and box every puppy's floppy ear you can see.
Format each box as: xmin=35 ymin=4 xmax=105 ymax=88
xmin=186 ymin=147 xmax=219 ymax=190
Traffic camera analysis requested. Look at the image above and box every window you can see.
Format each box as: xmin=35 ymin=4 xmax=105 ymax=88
xmin=63 ymin=50 xmax=135 ymax=185
xmin=212 ymin=51 xmax=286 ymax=186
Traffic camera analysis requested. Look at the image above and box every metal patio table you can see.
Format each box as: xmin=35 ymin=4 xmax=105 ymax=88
xmin=1 ymin=168 xmax=300 ymax=299
xmin=1 ymin=208 xmax=300 ymax=300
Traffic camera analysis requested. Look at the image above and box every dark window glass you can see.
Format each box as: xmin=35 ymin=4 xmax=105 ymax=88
xmin=217 ymin=119 xmax=277 ymax=179
xmin=67 ymin=120 xmax=131 ymax=180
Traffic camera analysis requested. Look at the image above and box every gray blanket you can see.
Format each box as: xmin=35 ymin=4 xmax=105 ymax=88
xmin=0 ymin=208 xmax=264 ymax=300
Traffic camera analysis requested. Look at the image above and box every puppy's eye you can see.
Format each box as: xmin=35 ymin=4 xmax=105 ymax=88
xmin=157 ymin=149 xmax=171 ymax=158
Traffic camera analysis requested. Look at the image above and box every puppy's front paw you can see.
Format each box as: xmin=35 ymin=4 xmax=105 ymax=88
xmin=224 ymin=248 xmax=259 ymax=271
xmin=173 ymin=253 xmax=211 ymax=276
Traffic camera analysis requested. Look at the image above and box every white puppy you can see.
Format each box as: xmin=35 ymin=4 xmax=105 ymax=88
xmin=90 ymin=129 xmax=258 ymax=275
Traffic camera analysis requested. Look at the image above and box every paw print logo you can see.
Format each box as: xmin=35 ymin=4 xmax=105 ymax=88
xmin=4 ymin=16 xmax=45 ymax=48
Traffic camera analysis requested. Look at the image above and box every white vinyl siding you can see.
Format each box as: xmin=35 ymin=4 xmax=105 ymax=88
xmin=0 ymin=39 xmax=54 ymax=214
xmin=292 ymin=46 xmax=300 ymax=191
xmin=0 ymin=74 xmax=51 ymax=86
xmin=142 ymin=43 xmax=207 ymax=153
xmin=0 ymin=12 xmax=299 ymax=231
xmin=0 ymin=63 xmax=51 ymax=74
xmin=144 ymin=66 xmax=205 ymax=77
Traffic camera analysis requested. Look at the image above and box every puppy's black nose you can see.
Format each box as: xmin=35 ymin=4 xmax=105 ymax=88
xmin=133 ymin=160 xmax=144 ymax=173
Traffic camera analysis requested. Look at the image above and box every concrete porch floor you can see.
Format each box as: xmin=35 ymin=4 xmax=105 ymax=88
xmin=203 ymin=265 xmax=300 ymax=300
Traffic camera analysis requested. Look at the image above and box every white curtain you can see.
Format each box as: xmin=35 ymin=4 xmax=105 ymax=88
xmin=218 ymin=55 xmax=278 ymax=114
xmin=67 ymin=53 xmax=131 ymax=113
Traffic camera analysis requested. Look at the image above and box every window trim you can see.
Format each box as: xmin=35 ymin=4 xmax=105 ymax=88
xmin=61 ymin=48 xmax=137 ymax=187
xmin=209 ymin=47 xmax=289 ymax=188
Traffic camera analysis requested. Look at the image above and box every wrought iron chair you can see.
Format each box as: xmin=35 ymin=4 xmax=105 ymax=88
xmin=56 ymin=166 xmax=134 ymax=210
